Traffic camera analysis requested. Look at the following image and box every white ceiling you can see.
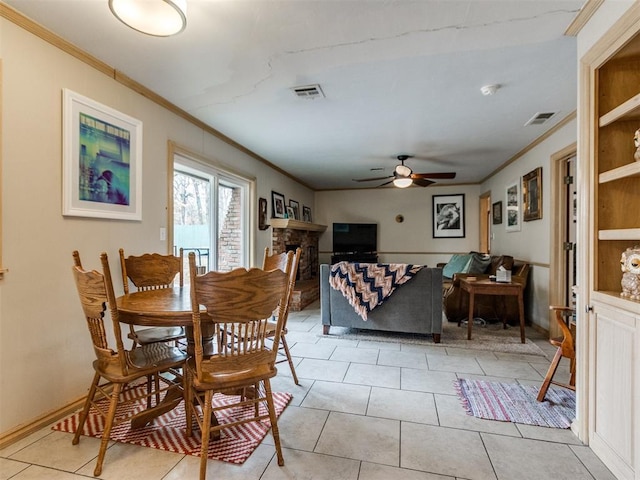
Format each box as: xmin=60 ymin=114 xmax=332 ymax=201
xmin=6 ymin=0 xmax=584 ymax=190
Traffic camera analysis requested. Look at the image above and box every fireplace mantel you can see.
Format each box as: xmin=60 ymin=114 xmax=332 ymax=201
xmin=270 ymin=218 xmax=327 ymax=232
xmin=271 ymin=218 xmax=324 ymax=310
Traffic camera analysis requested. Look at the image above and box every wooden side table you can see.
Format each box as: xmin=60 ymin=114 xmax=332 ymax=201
xmin=459 ymin=278 xmax=526 ymax=343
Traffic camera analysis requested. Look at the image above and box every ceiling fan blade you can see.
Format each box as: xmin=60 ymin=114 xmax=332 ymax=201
xmin=352 ymin=175 xmax=393 ymax=182
xmin=411 ymin=172 xmax=457 ymax=179
xmin=378 ymin=180 xmax=394 ymax=187
xmin=412 ymin=178 xmax=435 ymax=187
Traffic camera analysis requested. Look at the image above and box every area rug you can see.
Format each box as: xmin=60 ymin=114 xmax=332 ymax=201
xmin=455 ymin=378 xmax=575 ymax=428
xmin=52 ymin=384 xmax=292 ymax=464
xmin=323 ymin=318 xmax=547 ymax=356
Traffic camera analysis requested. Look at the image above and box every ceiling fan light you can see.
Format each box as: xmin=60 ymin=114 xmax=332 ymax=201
xmin=109 ymin=0 xmax=187 ymax=37
xmin=393 ymin=177 xmax=413 ymax=188
xmin=395 ymin=164 xmax=412 ymax=177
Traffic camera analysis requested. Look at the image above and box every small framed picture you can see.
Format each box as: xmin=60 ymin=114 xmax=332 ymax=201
xmin=271 ymin=191 xmax=286 ymax=218
xmin=286 ymin=205 xmax=295 ymax=219
xmin=505 ymin=179 xmax=521 ymax=232
xmin=258 ymin=197 xmax=269 ymax=230
xmin=289 ymin=199 xmax=300 ymax=220
xmin=492 ymin=201 xmax=503 ymax=225
xmin=432 ymin=194 xmax=465 ymax=238
xmin=302 ymin=205 xmax=312 ymax=222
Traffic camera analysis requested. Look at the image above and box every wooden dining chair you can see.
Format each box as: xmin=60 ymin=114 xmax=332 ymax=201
xmin=537 ymin=305 xmax=576 ymax=402
xmin=185 ymin=252 xmax=291 ymax=480
xmin=263 ymin=247 xmax=302 ymax=385
xmin=119 ymin=248 xmax=186 ymax=348
xmin=71 ymin=251 xmax=186 ymax=476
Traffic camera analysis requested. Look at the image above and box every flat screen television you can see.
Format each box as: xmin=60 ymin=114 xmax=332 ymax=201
xmin=333 ymin=223 xmax=377 ymax=254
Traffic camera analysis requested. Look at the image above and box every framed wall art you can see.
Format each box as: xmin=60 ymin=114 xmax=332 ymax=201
xmin=302 ymin=205 xmax=312 ymax=222
xmin=505 ymin=179 xmax=521 ymax=232
xmin=492 ymin=201 xmax=503 ymax=225
xmin=522 ymin=167 xmax=542 ymax=221
xmin=62 ymin=89 xmax=142 ymax=220
xmin=258 ymin=197 xmax=269 ymax=230
xmin=271 ymin=191 xmax=286 ymax=218
xmin=289 ymin=199 xmax=300 ymax=220
xmin=432 ymin=194 xmax=465 ymax=238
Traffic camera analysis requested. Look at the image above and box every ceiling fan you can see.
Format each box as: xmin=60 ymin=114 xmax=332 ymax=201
xmin=352 ymin=155 xmax=456 ymax=188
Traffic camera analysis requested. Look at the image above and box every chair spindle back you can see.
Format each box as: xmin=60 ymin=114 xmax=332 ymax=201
xmin=188 ymin=252 xmax=290 ymax=379
xmin=119 ymin=248 xmax=183 ymax=294
xmin=72 ymin=251 xmax=129 ymax=375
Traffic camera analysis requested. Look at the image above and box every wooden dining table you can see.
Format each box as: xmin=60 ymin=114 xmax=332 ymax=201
xmin=116 ymin=285 xmax=219 ymax=430
xmin=116 ymin=285 xmax=216 ymax=356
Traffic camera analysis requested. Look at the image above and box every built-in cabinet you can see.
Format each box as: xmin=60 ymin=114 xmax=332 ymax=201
xmin=583 ymin=9 xmax=640 ymax=480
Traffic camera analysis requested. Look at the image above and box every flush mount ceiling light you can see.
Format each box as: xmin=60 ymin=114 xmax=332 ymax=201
xmin=393 ymin=177 xmax=413 ymax=188
xmin=109 ymin=0 xmax=187 ymax=37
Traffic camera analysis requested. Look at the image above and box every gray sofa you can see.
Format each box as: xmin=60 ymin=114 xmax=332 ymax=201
xmin=320 ymin=263 xmax=443 ymax=343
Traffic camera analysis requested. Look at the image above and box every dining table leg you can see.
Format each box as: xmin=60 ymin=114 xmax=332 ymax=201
xmin=184 ymin=324 xmax=216 ymax=356
xmin=131 ymin=382 xmax=183 ymax=429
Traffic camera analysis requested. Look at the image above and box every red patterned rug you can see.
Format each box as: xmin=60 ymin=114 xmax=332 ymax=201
xmin=52 ymin=384 xmax=292 ymax=464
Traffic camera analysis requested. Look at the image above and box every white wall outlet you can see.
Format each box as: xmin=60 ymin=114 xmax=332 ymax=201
xmin=159 ymin=227 xmax=166 ymax=241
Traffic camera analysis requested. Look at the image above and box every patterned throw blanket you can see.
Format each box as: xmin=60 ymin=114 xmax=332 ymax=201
xmin=329 ymin=262 xmax=423 ymax=320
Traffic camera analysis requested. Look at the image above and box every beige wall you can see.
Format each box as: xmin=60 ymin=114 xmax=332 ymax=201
xmin=481 ymin=118 xmax=577 ymax=330
xmin=0 ymin=19 xmax=313 ymax=434
xmin=315 ymin=184 xmax=482 ymax=267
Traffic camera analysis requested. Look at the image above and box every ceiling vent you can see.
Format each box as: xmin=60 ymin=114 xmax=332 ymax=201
xmin=291 ymin=84 xmax=325 ymax=99
xmin=524 ymin=111 xmax=557 ymax=126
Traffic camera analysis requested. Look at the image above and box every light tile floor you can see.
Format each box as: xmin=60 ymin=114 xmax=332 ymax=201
xmin=0 ymin=302 xmax=617 ymax=480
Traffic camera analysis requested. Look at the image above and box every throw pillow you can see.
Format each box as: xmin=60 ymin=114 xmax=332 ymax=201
xmin=467 ymin=253 xmax=492 ymax=274
xmin=442 ymin=254 xmax=472 ymax=279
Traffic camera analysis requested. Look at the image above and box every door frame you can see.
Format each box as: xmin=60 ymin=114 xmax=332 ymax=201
xmin=479 ymin=191 xmax=491 ymax=253
xmin=549 ymin=142 xmax=577 ymax=338
xmin=167 ymin=141 xmax=257 ymax=268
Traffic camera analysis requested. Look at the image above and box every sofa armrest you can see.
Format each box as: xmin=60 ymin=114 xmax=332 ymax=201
xmin=512 ymin=263 xmax=530 ymax=286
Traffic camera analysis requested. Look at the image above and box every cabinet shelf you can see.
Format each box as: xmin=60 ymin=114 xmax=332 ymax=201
xmin=592 ymin=290 xmax=640 ymax=316
xmin=599 ymin=161 xmax=640 ymax=183
xmin=599 ymin=92 xmax=640 ymax=127
xmin=598 ymin=228 xmax=640 ymax=240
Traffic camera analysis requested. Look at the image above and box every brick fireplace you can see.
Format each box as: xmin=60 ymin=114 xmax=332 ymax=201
xmin=271 ymin=219 xmax=326 ymax=310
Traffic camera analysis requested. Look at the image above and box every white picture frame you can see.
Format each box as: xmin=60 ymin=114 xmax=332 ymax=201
xmin=505 ymin=179 xmax=521 ymax=232
xmin=62 ymin=89 xmax=142 ymax=220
